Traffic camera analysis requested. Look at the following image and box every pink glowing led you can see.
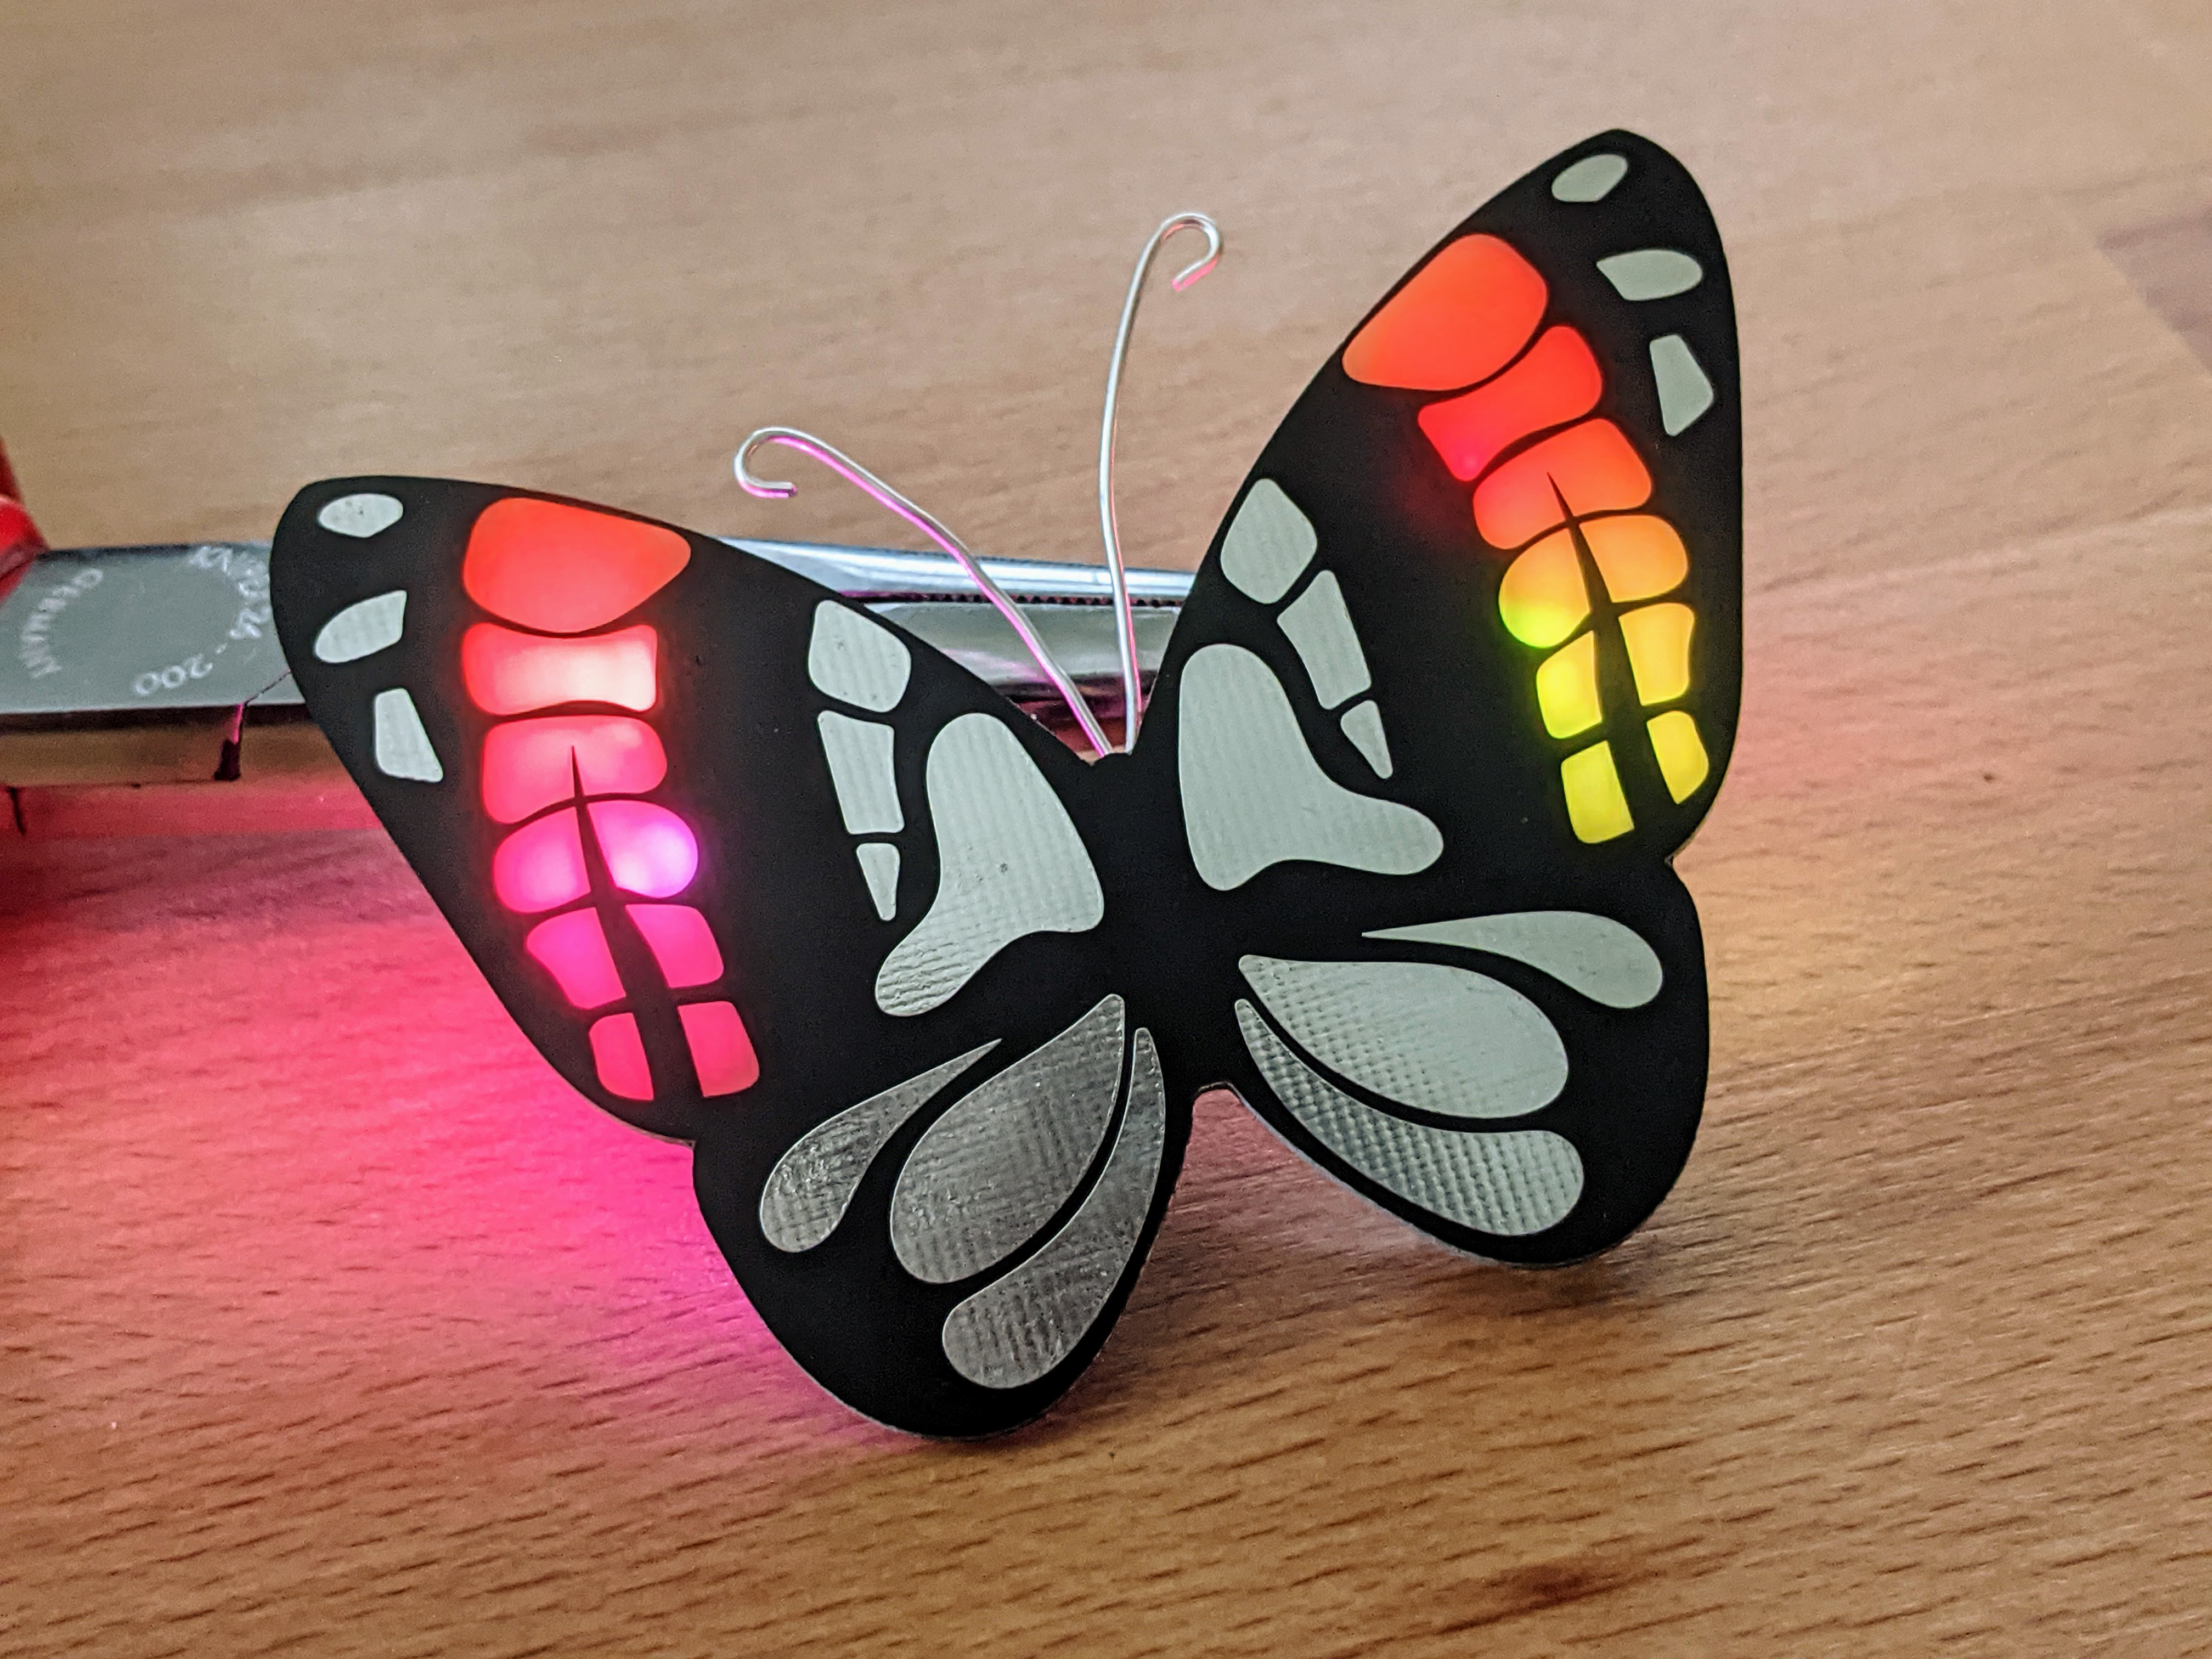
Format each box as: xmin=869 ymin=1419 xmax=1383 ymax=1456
xmin=491 ymin=811 xmax=588 ymax=912
xmin=589 ymin=1014 xmax=653 ymax=1100
xmin=461 ymin=623 xmax=658 ymax=716
xmin=679 ymin=1001 xmax=759 ymax=1096
xmin=588 ymin=802 xmax=698 ymax=898
xmin=627 ymin=904 xmax=724 ymax=988
xmin=480 ymin=714 xmax=667 ymax=823
xmin=524 ymin=910 xmax=625 ymax=1008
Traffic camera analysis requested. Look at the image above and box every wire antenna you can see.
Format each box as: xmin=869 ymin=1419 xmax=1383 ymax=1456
xmin=735 ymin=427 xmax=1115 ymax=758
xmin=1097 ymin=212 xmax=1222 ymax=748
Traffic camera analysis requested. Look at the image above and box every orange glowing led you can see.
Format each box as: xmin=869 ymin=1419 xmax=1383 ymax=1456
xmin=463 ymin=498 xmax=690 ymax=635
xmin=1342 ymin=235 xmax=1548 ymax=392
xmin=1417 ymin=326 xmax=1602 ymax=482
xmin=1471 ymin=420 xmax=1652 ymax=550
xmin=479 ymin=714 xmax=668 ymax=823
xmin=1582 ymin=515 xmax=1688 ymax=603
xmin=678 ymin=1001 xmax=759 ymax=1096
xmin=1498 ymin=533 xmax=1589 ymax=648
xmin=525 ymin=910 xmax=625 ymax=1008
xmin=462 ymin=623 xmax=658 ymax=716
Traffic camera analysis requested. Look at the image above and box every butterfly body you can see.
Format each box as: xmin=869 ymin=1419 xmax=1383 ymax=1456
xmin=272 ymin=130 xmax=1739 ymax=1437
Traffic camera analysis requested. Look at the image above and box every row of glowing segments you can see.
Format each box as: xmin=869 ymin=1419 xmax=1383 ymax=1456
xmin=459 ymin=498 xmax=757 ymax=1102
xmin=1344 ymin=229 xmax=1711 ymax=843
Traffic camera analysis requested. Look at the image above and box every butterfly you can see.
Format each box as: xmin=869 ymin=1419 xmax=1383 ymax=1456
xmin=269 ymin=130 xmax=1739 ymax=1438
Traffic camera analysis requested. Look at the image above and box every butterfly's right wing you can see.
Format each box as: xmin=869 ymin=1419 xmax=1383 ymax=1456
xmin=272 ymin=479 xmax=1184 ymax=1436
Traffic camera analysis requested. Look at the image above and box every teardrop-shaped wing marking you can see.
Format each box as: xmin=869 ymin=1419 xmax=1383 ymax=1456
xmin=1239 ymin=956 xmax=1567 ymax=1119
xmin=876 ymin=714 xmax=1104 ymax=1017
xmin=1551 ymin=152 xmax=1628 ymax=202
xmin=371 ymin=687 xmax=443 ymax=782
xmin=1338 ymin=700 xmax=1393 ymax=777
xmin=313 ymin=590 xmax=407 ymax=663
xmin=315 ymin=492 xmax=404 ymax=538
xmin=940 ymin=1028 xmax=1167 ymax=1389
xmin=1647 ymin=335 xmax=1716 ymax=436
xmin=809 ymin=604 xmax=915 ymax=922
xmin=1178 ymin=644 xmax=1440 ymax=891
xmin=891 ymin=995 xmax=1125 ymax=1284
xmin=1367 ymin=912 xmax=1663 ymax=1008
xmin=758 ymin=1041 xmax=999 ymax=1252
xmin=1236 ymin=1003 xmax=1582 ymax=1237
xmin=1596 ymin=248 xmax=1703 ymax=301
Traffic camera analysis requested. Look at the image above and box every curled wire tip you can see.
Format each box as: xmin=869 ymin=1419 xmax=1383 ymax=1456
xmin=1158 ymin=212 xmax=1224 ymax=291
xmin=733 ymin=427 xmax=805 ymax=499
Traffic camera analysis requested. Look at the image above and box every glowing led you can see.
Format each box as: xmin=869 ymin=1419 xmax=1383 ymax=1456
xmin=1646 ymin=710 xmax=1710 ymax=802
xmin=589 ymin=801 xmax=698 ymax=898
xmin=1620 ymin=602 xmax=1695 ymax=705
xmin=492 ymin=811 xmax=588 ymax=912
xmin=480 ymin=714 xmax=667 ymax=823
xmin=679 ymin=1001 xmax=759 ymax=1096
xmin=463 ymin=498 xmax=690 ymax=635
xmin=589 ymin=1014 xmax=654 ymax=1100
xmin=1583 ymin=515 xmax=1688 ymax=603
xmin=1534 ymin=633 xmax=1602 ymax=738
xmin=1341 ymin=235 xmax=1548 ymax=392
xmin=1417 ymin=327 xmax=1602 ymax=482
xmin=1561 ymin=743 xmax=1634 ymax=843
xmin=628 ymin=904 xmax=724 ymax=987
xmin=525 ymin=911 xmax=625 ymax=1008
xmin=1471 ymin=420 xmax=1651 ymax=550
xmin=462 ymin=623 xmax=658 ymax=716
xmin=1498 ymin=532 xmax=1590 ymax=648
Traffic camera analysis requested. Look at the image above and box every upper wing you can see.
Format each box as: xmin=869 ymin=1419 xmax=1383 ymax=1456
xmin=1133 ymin=131 xmax=1737 ymax=1263
xmin=271 ymin=479 xmax=1184 ymax=1435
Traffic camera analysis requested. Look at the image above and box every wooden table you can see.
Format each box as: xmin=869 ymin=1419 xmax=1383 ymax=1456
xmin=5 ymin=3 xmax=2209 ymax=1652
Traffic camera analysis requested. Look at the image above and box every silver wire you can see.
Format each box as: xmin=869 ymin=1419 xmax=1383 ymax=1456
xmin=1097 ymin=212 xmax=1222 ymax=748
xmin=735 ymin=426 xmax=1116 ymax=758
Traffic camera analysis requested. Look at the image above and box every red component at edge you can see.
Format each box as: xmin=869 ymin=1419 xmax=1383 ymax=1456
xmin=0 ymin=439 xmax=50 ymax=608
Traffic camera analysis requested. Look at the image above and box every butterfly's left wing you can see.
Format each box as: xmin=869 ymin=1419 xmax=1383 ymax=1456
xmin=1131 ymin=130 xmax=1738 ymax=1265
xmin=272 ymin=479 xmax=1184 ymax=1437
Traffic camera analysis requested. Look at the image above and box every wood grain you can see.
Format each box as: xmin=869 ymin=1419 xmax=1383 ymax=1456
xmin=3 ymin=2 xmax=2209 ymax=1653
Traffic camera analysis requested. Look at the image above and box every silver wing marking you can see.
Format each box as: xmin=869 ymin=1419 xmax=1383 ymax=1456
xmin=940 ymin=1028 xmax=1167 ymax=1389
xmin=1239 ymin=956 xmax=1566 ymax=1120
xmin=1365 ymin=912 xmax=1663 ymax=1008
xmin=1237 ymin=1002 xmax=1583 ymax=1238
xmin=757 ymin=1042 xmax=998 ymax=1252
xmin=890 ymin=996 xmax=1125 ymax=1284
xmin=1178 ymin=643 xmax=1439 ymax=891
xmin=875 ymin=713 xmax=1104 ymax=1016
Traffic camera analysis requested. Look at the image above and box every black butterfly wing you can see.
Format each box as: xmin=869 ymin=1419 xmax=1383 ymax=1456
xmin=272 ymin=478 xmax=1187 ymax=1435
xmin=1132 ymin=131 xmax=1737 ymax=1264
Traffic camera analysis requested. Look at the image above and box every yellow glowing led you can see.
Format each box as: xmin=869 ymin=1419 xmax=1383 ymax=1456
xmin=1620 ymin=602 xmax=1695 ymax=706
xmin=1646 ymin=710 xmax=1710 ymax=802
xmin=1584 ymin=515 xmax=1688 ymax=603
xmin=1498 ymin=531 xmax=1590 ymax=648
xmin=1561 ymin=742 xmax=1634 ymax=842
xmin=1534 ymin=633 xmax=1602 ymax=737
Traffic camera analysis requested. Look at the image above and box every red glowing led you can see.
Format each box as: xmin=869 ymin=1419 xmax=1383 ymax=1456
xmin=462 ymin=623 xmax=658 ymax=716
xmin=1341 ymin=234 xmax=1548 ymax=392
xmin=1471 ymin=419 xmax=1652 ymax=550
xmin=589 ymin=802 xmax=698 ymax=898
xmin=589 ymin=1014 xmax=654 ymax=1100
xmin=492 ymin=811 xmax=588 ymax=912
xmin=627 ymin=904 xmax=724 ymax=988
xmin=463 ymin=498 xmax=691 ymax=635
xmin=479 ymin=714 xmax=668 ymax=823
xmin=524 ymin=910 xmax=625 ymax=1008
xmin=1417 ymin=326 xmax=1602 ymax=483
xmin=679 ymin=1001 xmax=759 ymax=1096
